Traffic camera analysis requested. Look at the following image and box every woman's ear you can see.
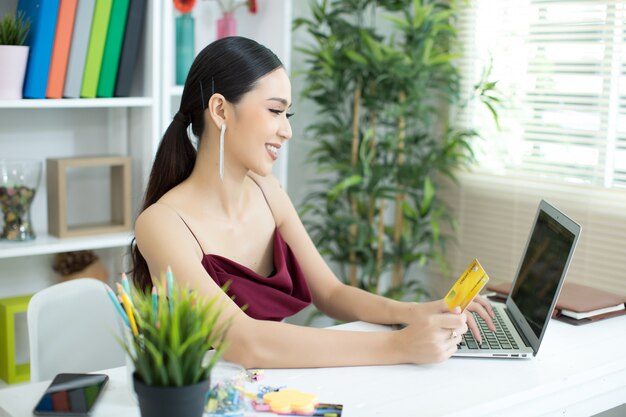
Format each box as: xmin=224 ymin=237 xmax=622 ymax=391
xmin=207 ymin=93 xmax=228 ymax=129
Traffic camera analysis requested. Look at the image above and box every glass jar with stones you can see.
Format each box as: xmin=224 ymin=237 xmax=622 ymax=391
xmin=0 ymin=159 xmax=42 ymax=241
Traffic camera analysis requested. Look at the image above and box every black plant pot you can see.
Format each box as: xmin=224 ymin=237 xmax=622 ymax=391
xmin=133 ymin=373 xmax=210 ymax=417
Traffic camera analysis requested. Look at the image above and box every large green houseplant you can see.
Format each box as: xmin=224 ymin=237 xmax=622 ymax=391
xmin=295 ymin=0 xmax=499 ymax=300
xmin=0 ymin=11 xmax=30 ymax=99
xmin=119 ymin=274 xmax=232 ymax=417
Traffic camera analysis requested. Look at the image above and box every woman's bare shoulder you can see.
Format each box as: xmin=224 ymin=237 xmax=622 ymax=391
xmin=134 ymin=202 xmax=189 ymax=245
xmin=136 ymin=202 xmax=178 ymax=228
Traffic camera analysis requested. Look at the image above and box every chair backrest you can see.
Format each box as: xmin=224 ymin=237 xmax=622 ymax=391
xmin=27 ymin=278 xmax=126 ymax=382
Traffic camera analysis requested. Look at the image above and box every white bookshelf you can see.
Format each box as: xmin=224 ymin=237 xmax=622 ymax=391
xmin=0 ymin=0 xmax=161 ymax=298
xmin=0 ymin=232 xmax=133 ymax=259
xmin=0 ymin=97 xmax=153 ymax=109
xmin=0 ymin=0 xmax=293 ymax=297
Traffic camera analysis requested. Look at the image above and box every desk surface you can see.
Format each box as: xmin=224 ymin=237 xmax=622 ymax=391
xmin=1 ymin=317 xmax=625 ymax=417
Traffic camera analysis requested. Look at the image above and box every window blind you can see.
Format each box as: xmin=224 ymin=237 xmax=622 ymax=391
xmin=457 ymin=0 xmax=626 ymax=188
xmin=435 ymin=1 xmax=626 ymax=296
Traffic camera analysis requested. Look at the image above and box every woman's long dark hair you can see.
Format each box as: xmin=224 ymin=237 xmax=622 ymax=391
xmin=130 ymin=37 xmax=283 ymax=289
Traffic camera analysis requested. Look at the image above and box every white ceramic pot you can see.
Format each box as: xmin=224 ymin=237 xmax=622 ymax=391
xmin=0 ymin=45 xmax=29 ymax=99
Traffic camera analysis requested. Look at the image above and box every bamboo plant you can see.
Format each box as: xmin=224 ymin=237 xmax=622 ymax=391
xmin=295 ymin=0 xmax=499 ymax=300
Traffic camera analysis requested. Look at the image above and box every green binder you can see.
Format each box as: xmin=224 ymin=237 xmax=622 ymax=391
xmin=96 ymin=0 xmax=130 ymax=97
xmin=81 ymin=0 xmax=113 ymax=98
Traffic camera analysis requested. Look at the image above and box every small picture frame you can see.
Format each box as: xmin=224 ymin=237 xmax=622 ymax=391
xmin=46 ymin=156 xmax=132 ymax=238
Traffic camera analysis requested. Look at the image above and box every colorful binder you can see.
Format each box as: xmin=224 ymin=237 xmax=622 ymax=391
xmin=96 ymin=0 xmax=130 ymax=97
xmin=18 ymin=0 xmax=61 ymax=99
xmin=80 ymin=0 xmax=114 ymax=98
xmin=64 ymin=0 xmax=96 ymax=98
xmin=114 ymin=0 xmax=147 ymax=97
xmin=46 ymin=0 xmax=79 ymax=99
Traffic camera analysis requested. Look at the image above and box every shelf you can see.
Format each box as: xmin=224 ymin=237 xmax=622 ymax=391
xmin=0 ymin=232 xmax=133 ymax=259
xmin=0 ymin=97 xmax=153 ymax=109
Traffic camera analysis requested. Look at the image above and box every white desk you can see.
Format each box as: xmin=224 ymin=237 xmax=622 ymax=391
xmin=1 ymin=317 xmax=625 ymax=417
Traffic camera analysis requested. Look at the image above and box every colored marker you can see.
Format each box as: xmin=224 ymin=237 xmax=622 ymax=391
xmin=121 ymin=272 xmax=131 ymax=295
xmin=120 ymin=290 xmax=139 ymax=336
xmin=166 ymin=266 xmax=174 ymax=311
xmin=103 ymin=284 xmax=130 ymax=327
xmin=152 ymin=286 xmax=158 ymax=318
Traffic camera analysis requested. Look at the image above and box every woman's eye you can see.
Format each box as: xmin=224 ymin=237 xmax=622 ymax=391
xmin=270 ymin=109 xmax=294 ymax=119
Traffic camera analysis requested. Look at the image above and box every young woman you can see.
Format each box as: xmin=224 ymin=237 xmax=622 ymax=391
xmin=132 ymin=36 xmax=495 ymax=368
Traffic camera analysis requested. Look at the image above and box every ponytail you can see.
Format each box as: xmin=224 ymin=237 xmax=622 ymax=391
xmin=130 ymin=114 xmax=196 ymax=290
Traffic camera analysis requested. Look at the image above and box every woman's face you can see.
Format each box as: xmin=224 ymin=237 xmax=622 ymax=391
xmin=226 ymin=67 xmax=293 ymax=177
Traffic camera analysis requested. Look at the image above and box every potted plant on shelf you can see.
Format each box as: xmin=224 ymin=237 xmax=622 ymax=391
xmin=295 ymin=0 xmax=500 ymax=303
xmin=118 ymin=271 xmax=232 ymax=417
xmin=0 ymin=11 xmax=30 ymax=99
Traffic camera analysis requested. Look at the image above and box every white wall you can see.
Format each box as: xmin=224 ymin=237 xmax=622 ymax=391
xmin=285 ymin=1 xmax=319 ymax=208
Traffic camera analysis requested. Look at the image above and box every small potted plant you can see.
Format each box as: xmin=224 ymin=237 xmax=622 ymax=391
xmin=0 ymin=11 xmax=30 ymax=99
xmin=118 ymin=271 xmax=232 ymax=417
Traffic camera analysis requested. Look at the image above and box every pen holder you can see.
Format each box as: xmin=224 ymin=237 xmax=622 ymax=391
xmin=205 ymin=361 xmax=246 ymax=417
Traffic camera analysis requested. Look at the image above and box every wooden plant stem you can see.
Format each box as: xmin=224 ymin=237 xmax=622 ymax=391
xmin=375 ymin=199 xmax=385 ymax=280
xmin=351 ymin=83 xmax=361 ymax=166
xmin=392 ymin=91 xmax=406 ymax=288
xmin=349 ymin=83 xmax=362 ymax=287
xmin=367 ymin=107 xmax=377 ymax=226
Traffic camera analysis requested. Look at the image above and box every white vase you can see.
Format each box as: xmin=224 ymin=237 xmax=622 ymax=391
xmin=0 ymin=45 xmax=29 ymax=100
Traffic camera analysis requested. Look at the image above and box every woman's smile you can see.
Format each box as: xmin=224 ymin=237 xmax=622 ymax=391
xmin=265 ymin=143 xmax=280 ymax=160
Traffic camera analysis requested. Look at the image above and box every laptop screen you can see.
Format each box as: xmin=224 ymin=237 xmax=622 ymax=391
xmin=510 ymin=209 xmax=576 ymax=339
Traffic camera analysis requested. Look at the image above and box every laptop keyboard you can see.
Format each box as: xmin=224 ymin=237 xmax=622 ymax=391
xmin=459 ymin=309 xmax=519 ymax=350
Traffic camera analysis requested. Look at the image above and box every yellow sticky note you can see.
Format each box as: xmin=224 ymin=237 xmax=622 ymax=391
xmin=263 ymin=388 xmax=318 ymax=415
xmin=445 ymin=258 xmax=490 ymax=312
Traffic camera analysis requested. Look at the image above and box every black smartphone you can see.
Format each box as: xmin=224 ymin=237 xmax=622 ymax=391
xmin=33 ymin=373 xmax=109 ymax=416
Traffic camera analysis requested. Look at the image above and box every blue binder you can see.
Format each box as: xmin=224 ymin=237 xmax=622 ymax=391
xmin=18 ymin=0 xmax=61 ymax=99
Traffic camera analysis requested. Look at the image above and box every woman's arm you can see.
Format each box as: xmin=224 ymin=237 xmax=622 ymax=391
xmin=135 ymin=201 xmax=467 ymax=369
xmin=253 ymin=174 xmax=495 ymax=339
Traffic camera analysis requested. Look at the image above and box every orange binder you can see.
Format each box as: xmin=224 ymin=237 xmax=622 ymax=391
xmin=46 ymin=0 xmax=78 ymax=99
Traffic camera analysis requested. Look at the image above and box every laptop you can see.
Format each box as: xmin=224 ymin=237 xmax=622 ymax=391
xmin=453 ymin=199 xmax=581 ymax=358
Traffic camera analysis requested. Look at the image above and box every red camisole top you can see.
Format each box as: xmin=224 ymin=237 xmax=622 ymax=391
xmin=178 ymin=180 xmax=312 ymax=322
xmin=200 ymin=227 xmax=312 ymax=321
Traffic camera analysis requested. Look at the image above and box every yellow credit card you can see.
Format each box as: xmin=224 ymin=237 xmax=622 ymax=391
xmin=445 ymin=258 xmax=490 ymax=312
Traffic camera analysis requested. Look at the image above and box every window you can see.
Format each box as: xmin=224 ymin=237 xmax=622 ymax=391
xmin=438 ymin=1 xmax=626 ymax=296
xmin=458 ymin=0 xmax=626 ymax=188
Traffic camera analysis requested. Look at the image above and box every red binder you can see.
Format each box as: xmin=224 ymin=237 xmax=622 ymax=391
xmin=47 ymin=0 xmax=79 ymax=98
xmin=487 ymin=281 xmax=626 ymax=325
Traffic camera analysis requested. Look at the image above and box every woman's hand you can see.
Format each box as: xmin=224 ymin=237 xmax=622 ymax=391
xmin=397 ymin=299 xmax=467 ymax=364
xmin=463 ymin=296 xmax=496 ymax=344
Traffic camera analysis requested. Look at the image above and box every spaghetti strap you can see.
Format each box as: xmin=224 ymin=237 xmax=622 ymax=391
xmin=175 ymin=212 xmax=205 ymax=253
xmin=247 ymin=175 xmax=275 ymax=217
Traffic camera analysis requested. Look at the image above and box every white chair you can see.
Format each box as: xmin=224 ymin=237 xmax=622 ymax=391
xmin=27 ymin=278 xmax=126 ymax=382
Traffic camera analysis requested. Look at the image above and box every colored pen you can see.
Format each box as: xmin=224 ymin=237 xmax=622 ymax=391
xmin=116 ymin=282 xmax=134 ymax=308
xmin=152 ymin=286 xmax=158 ymax=318
xmin=166 ymin=266 xmax=174 ymax=311
xmin=120 ymin=290 xmax=139 ymax=336
xmin=104 ymin=284 xmax=130 ymax=327
xmin=121 ymin=272 xmax=131 ymax=295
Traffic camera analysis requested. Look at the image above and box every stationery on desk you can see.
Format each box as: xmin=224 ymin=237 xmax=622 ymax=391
xmin=487 ymin=281 xmax=626 ymax=325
